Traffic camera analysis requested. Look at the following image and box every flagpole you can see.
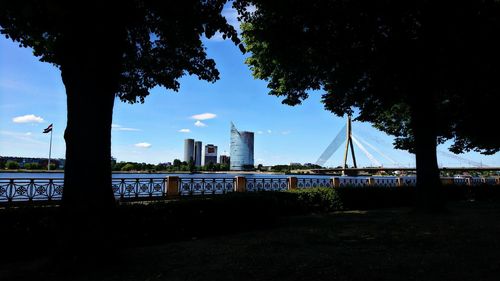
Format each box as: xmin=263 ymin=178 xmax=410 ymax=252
xmin=48 ymin=127 xmax=53 ymax=171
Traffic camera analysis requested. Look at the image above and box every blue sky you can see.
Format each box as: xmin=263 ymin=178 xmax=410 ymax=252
xmin=1 ymin=6 xmax=499 ymax=167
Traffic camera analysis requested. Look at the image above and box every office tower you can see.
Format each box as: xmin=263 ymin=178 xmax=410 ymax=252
xmin=194 ymin=141 xmax=202 ymax=167
xmin=230 ymin=122 xmax=254 ymax=170
xmin=184 ymin=139 xmax=194 ymax=163
xmin=204 ymin=144 xmax=218 ymax=165
xmin=219 ymin=155 xmax=230 ymax=166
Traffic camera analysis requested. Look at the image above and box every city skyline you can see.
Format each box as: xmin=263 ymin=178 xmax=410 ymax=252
xmin=1 ymin=5 xmax=499 ymax=167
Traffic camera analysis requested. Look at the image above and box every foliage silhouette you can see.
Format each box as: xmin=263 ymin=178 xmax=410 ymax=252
xmin=0 ymin=0 xmax=242 ymax=256
xmin=0 ymin=0 xmax=242 ymax=209
xmin=235 ymin=0 xmax=500 ymax=210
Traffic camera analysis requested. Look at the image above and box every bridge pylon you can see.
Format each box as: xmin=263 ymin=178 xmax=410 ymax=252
xmin=342 ymin=115 xmax=357 ymax=174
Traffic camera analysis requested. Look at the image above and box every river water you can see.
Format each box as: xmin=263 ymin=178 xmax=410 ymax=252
xmin=0 ymin=172 xmax=333 ymax=179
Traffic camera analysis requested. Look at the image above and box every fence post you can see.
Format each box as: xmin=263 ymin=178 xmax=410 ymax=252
xmin=440 ymin=178 xmax=454 ymax=186
xmin=368 ymin=177 xmax=375 ymax=187
xmin=465 ymin=178 xmax=471 ymax=186
xmin=288 ymin=177 xmax=298 ymax=190
xmin=166 ymin=176 xmax=180 ymax=198
xmin=332 ymin=177 xmax=340 ymax=188
xmin=235 ymin=176 xmax=246 ymax=192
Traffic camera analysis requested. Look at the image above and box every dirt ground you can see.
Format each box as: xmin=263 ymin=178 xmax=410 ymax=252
xmin=2 ymin=200 xmax=500 ymax=281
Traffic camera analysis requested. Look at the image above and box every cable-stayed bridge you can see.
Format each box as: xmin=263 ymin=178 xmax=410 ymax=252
xmin=310 ymin=166 xmax=500 ymax=174
xmin=313 ymin=117 xmax=499 ymax=174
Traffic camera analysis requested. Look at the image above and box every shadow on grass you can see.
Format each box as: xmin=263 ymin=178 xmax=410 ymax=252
xmin=1 ymin=186 xmax=500 ymax=280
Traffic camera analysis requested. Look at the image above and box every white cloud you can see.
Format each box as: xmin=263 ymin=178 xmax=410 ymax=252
xmin=0 ymin=78 xmax=33 ymax=93
xmin=222 ymin=6 xmax=239 ymax=28
xmin=120 ymin=128 xmax=140 ymax=132
xmin=206 ymin=7 xmax=239 ymax=41
xmin=0 ymin=130 xmax=45 ymax=145
xmin=267 ymin=129 xmax=272 ymax=134
xmin=134 ymin=142 xmax=152 ymax=148
xmin=191 ymin=113 xmax=217 ymax=120
xmin=209 ymin=5 xmax=256 ymax=38
xmin=12 ymin=114 xmax=44 ymax=123
xmin=246 ymin=5 xmax=257 ymax=14
xmin=178 ymin=129 xmax=191 ymax=133
xmin=281 ymin=131 xmax=291 ymax=135
xmin=257 ymin=131 xmax=263 ymax=134
xmin=112 ymin=124 xmax=140 ymax=131
xmin=194 ymin=120 xmax=207 ymax=127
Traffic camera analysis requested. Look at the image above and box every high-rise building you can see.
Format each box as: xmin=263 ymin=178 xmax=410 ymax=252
xmin=204 ymin=144 xmax=218 ymax=165
xmin=219 ymin=155 xmax=230 ymax=166
xmin=230 ymin=122 xmax=254 ymax=170
xmin=184 ymin=139 xmax=194 ymax=163
xmin=194 ymin=141 xmax=202 ymax=167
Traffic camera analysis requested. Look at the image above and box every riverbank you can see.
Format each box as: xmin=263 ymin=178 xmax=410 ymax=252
xmin=0 ymin=169 xmax=64 ymax=173
xmin=0 ymin=170 xmax=289 ymax=175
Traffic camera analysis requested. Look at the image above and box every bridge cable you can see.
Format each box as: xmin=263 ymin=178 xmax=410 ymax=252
xmin=437 ymin=150 xmax=486 ymax=167
xmin=351 ymin=135 xmax=382 ymax=167
xmin=315 ymin=124 xmax=347 ymax=167
xmin=353 ymin=134 xmax=401 ymax=167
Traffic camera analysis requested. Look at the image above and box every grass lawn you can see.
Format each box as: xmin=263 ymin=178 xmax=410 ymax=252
xmin=2 ymin=200 xmax=500 ymax=281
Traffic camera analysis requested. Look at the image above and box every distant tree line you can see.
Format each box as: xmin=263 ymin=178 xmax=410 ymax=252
xmin=112 ymin=159 xmax=230 ymax=172
xmin=1 ymin=159 xmax=57 ymax=170
xmin=271 ymin=163 xmax=322 ymax=173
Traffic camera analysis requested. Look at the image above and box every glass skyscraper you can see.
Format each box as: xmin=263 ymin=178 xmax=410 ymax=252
xmin=230 ymin=122 xmax=254 ymax=170
xmin=194 ymin=141 xmax=202 ymax=167
xmin=184 ymin=139 xmax=194 ymax=163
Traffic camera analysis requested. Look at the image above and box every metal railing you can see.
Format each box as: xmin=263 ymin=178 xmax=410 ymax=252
xmin=112 ymin=178 xmax=165 ymax=199
xmin=372 ymin=177 xmax=400 ymax=188
xmin=1 ymin=175 xmax=499 ymax=205
xmin=179 ymin=178 xmax=234 ymax=196
xmin=297 ymin=178 xmax=332 ymax=188
xmin=336 ymin=176 xmax=371 ymax=187
xmin=0 ymin=178 xmax=64 ymax=202
xmin=245 ymin=178 xmax=289 ymax=192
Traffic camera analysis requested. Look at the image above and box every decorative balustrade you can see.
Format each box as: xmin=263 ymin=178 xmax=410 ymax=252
xmin=470 ymin=177 xmax=485 ymax=186
xmin=485 ymin=178 xmax=497 ymax=185
xmin=372 ymin=177 xmax=400 ymax=187
xmin=453 ymin=178 xmax=469 ymax=185
xmin=0 ymin=178 xmax=64 ymax=202
xmin=246 ymin=178 xmax=289 ymax=192
xmin=400 ymin=176 xmax=417 ymax=186
xmin=1 ymin=175 xmax=499 ymax=205
xmin=112 ymin=178 xmax=165 ymax=199
xmin=297 ymin=178 xmax=332 ymax=189
xmin=179 ymin=178 xmax=234 ymax=196
xmin=337 ymin=176 xmax=371 ymax=187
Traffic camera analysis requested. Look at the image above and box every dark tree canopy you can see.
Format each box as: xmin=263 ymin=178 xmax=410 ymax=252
xmin=1 ymin=0 xmax=242 ymax=103
xmin=236 ymin=0 xmax=500 ymax=210
xmin=236 ymin=0 xmax=500 ymax=155
xmin=1 ymin=0 xmax=242 ymax=254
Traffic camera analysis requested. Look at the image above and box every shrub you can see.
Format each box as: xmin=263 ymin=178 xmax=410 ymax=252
xmin=5 ymin=160 xmax=19 ymax=169
xmin=121 ymin=163 xmax=135 ymax=171
xmin=289 ymin=188 xmax=343 ymax=213
xmin=24 ymin=162 xmax=40 ymax=170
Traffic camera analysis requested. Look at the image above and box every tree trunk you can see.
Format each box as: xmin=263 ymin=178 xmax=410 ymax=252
xmin=61 ymin=63 xmax=116 ymax=210
xmin=57 ymin=31 xmax=123 ymax=258
xmin=410 ymin=97 xmax=444 ymax=212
